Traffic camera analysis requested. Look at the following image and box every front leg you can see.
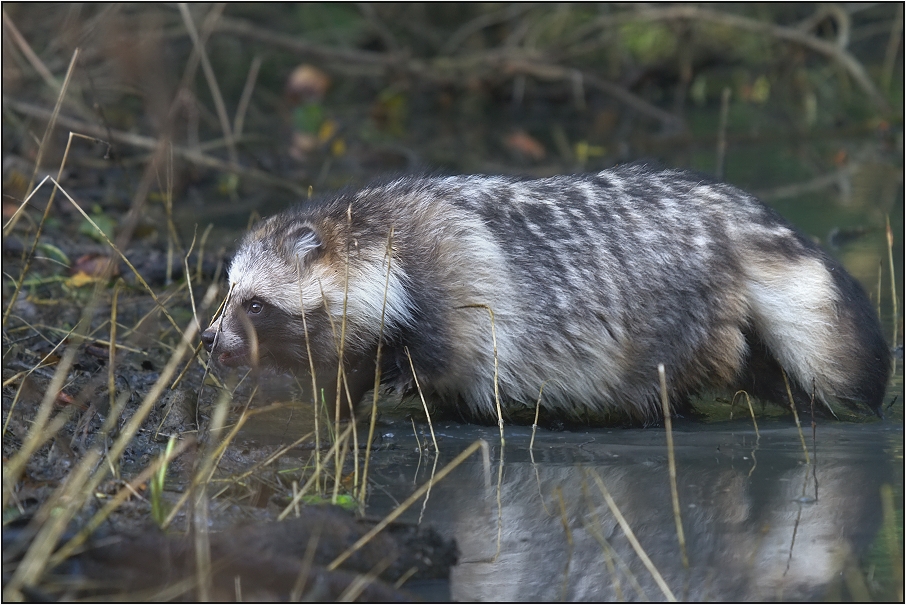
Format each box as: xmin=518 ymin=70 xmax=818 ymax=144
xmin=312 ymin=351 xmax=377 ymax=421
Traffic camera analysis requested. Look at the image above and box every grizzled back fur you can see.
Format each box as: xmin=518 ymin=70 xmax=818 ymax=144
xmin=202 ymin=165 xmax=891 ymax=424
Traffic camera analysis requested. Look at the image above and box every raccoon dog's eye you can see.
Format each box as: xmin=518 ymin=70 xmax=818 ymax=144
xmin=247 ymin=300 xmax=264 ymax=314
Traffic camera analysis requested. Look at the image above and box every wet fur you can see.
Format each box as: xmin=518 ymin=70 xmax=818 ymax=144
xmin=202 ymin=165 xmax=891 ymax=424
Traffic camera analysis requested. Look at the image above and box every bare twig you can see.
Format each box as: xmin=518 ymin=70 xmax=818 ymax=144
xmin=883 ymin=5 xmax=904 ymax=97
xmin=356 ymin=3 xmax=399 ymax=52
xmin=212 ymin=16 xmax=684 ymax=128
xmin=500 ymin=58 xmax=682 ymax=128
xmin=216 ymin=16 xmax=399 ymax=68
xmin=3 ymin=98 xmax=309 ymax=196
xmin=233 ymin=55 xmax=262 ymax=139
xmin=887 ymin=216 xmax=899 ymax=347
xmin=440 ymin=4 xmax=536 ymax=55
xmin=178 ymin=3 xmax=238 ymax=167
xmin=2 ymin=10 xmax=59 ymax=90
xmin=715 ymin=87 xmax=731 ymax=179
xmin=754 ymin=162 xmax=859 ymax=201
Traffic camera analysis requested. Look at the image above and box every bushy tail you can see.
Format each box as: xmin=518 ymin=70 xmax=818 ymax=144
xmin=742 ymin=252 xmax=890 ymax=415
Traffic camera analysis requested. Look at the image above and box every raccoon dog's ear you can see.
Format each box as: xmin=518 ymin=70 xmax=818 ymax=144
xmin=290 ymin=224 xmax=324 ymax=260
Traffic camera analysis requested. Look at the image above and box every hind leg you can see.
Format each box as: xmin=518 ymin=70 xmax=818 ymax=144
xmin=733 ymin=330 xmax=827 ymax=417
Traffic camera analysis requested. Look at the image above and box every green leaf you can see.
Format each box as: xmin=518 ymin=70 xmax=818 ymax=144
xmin=36 ymin=242 xmax=71 ymax=266
xmin=294 ymin=103 xmax=324 ymax=134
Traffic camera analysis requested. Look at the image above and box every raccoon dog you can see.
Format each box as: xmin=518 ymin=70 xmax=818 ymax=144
xmin=202 ymin=165 xmax=890 ymax=424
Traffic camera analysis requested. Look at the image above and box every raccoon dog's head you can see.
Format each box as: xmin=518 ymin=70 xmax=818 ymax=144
xmin=201 ymin=207 xmax=413 ymax=376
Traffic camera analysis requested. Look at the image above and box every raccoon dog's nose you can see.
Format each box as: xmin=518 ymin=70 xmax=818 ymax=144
xmin=201 ymin=329 xmax=216 ymax=352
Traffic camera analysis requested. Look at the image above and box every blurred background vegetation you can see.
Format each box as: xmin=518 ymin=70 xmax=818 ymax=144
xmin=2 ymin=3 xmax=901 ymax=216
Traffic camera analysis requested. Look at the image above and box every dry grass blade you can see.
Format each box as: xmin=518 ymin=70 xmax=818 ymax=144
xmin=24 ymin=49 xmax=79 ymax=199
xmin=360 ymin=227 xmax=395 ymax=502
xmin=5 ymin=133 xmax=105 ymax=332
xmin=781 ymin=370 xmax=812 ymax=464
xmin=15 ymin=304 xmax=206 ymax=572
xmin=277 ymin=422 xmax=355 ymax=521
xmin=290 ymin=529 xmax=323 ymax=600
xmin=731 ymin=390 xmax=760 ymax=438
xmin=729 ymin=390 xmax=761 ymax=478
xmin=3 ymin=325 xmax=89 ymax=509
xmin=178 ymin=3 xmax=238 ymax=167
xmin=589 ymin=469 xmax=677 ymax=602
xmin=886 ymin=216 xmax=898 ymax=347
xmin=4 ymin=448 xmax=102 ymax=600
xmin=2 ymin=45 xmax=82 ymax=326
xmin=1 ymin=321 xmax=77 ymax=439
xmin=295 ymin=277 xmax=324 ymax=485
xmin=416 ymin=455 xmax=440 ymax=526
xmin=183 ymin=229 xmax=200 ymax=336
xmin=161 ymin=398 xmax=293 ymax=531
xmin=337 ymin=557 xmax=394 ymax=602
xmin=53 ymin=178 xmax=184 ymax=336
xmin=658 ymin=364 xmax=688 ymax=569
xmin=1 ymin=175 xmax=51 ymax=235
xmin=194 ymin=481 xmax=212 ymax=601
xmin=2 ymin=10 xmax=58 ymax=90
xmin=101 ymin=314 xmax=205 ymax=462
xmin=106 ymin=284 xmax=119 ymax=403
xmin=405 ymin=345 xmax=438 ymax=452
xmin=219 ymin=424 xmax=314 ymax=483
xmin=529 ymin=380 xmax=556 ymax=451
xmin=48 ymin=437 xmax=195 ymax=566
xmin=581 ymin=480 xmax=641 ymax=600
xmin=392 ymin=566 xmax=419 ymax=590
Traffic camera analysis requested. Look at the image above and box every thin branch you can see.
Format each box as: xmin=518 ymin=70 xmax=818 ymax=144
xmin=216 ymin=16 xmax=401 ymax=68
xmin=2 ymin=10 xmax=59 ymax=91
xmin=213 ymin=17 xmax=683 ymax=128
xmin=3 ymin=98 xmax=309 ymax=197
xmin=178 ymin=3 xmax=238 ymax=168
xmin=499 ymin=57 xmax=683 ymax=128
xmin=882 ymin=3 xmax=904 ymax=93
xmin=440 ymin=4 xmax=537 ymax=55
xmin=233 ymin=55 xmax=262 ymax=139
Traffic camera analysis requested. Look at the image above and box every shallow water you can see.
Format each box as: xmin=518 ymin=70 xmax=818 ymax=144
xmin=361 ymin=398 xmax=902 ymax=601
xmin=237 ymin=360 xmax=902 ymax=601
